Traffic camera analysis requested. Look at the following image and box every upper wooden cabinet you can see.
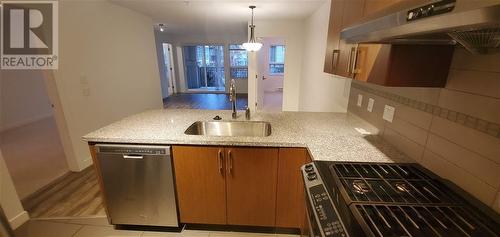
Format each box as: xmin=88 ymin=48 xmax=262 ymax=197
xmin=323 ymin=0 xmax=454 ymax=87
xmin=353 ymin=44 xmax=454 ymax=87
xmin=324 ymin=0 xmax=365 ymax=77
xmin=323 ymin=0 xmax=344 ymax=75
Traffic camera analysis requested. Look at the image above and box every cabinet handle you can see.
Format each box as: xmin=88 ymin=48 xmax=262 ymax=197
xmin=351 ymin=45 xmax=360 ymax=75
xmin=228 ymin=150 xmax=233 ymax=175
xmin=332 ymin=49 xmax=340 ymax=72
xmin=347 ymin=47 xmax=355 ymax=73
xmin=218 ymin=149 xmax=224 ymax=175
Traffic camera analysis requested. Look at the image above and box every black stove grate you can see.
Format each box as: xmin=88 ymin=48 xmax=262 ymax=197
xmin=331 ymin=163 xmax=459 ymax=205
xmin=326 ymin=162 xmax=499 ymax=237
xmin=353 ymin=204 xmax=498 ymax=237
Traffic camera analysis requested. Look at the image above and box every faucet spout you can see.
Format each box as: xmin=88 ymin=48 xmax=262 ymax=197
xmin=229 ymin=79 xmax=237 ymax=119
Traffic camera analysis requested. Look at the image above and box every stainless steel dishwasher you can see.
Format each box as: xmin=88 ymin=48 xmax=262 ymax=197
xmin=96 ymin=144 xmax=178 ymax=227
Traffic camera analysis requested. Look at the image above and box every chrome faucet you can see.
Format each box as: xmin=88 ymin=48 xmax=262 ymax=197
xmin=229 ymin=79 xmax=237 ymax=119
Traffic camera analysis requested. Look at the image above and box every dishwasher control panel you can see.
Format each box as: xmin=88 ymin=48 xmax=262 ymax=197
xmin=97 ymin=145 xmax=169 ymax=155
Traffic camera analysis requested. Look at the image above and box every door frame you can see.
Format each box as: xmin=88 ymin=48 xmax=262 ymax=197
xmin=162 ymin=43 xmax=176 ymax=96
xmin=181 ymin=43 xmax=226 ymax=93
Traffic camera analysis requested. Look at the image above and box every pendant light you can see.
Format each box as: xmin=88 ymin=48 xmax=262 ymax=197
xmin=242 ymin=6 xmax=263 ymax=52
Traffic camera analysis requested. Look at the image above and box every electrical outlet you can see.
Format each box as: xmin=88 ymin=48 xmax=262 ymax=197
xmin=383 ymin=105 xmax=395 ymax=122
xmin=367 ymin=98 xmax=374 ymax=112
xmin=357 ymin=94 xmax=363 ymax=107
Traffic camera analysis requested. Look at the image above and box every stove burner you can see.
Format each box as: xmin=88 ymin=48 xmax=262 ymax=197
xmin=353 ymin=180 xmax=371 ymax=194
xmin=394 ymin=182 xmax=410 ymax=193
xmin=303 ymin=162 xmax=500 ymax=237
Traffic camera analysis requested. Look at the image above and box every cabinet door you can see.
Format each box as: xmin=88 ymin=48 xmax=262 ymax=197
xmin=172 ymin=146 xmax=226 ymax=224
xmin=276 ymin=148 xmax=308 ymax=228
xmin=226 ymin=147 xmax=279 ymax=227
xmin=352 ymin=44 xmax=391 ymax=83
xmin=337 ymin=0 xmax=366 ymax=78
xmin=363 ymin=0 xmax=401 ymax=16
xmin=324 ymin=0 xmax=345 ymax=74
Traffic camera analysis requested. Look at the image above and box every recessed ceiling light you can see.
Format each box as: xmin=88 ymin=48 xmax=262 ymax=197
xmin=159 ymin=24 xmax=166 ymax=32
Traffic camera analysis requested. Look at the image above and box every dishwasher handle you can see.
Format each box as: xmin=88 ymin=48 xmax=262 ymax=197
xmin=123 ymin=154 xmax=144 ymax=159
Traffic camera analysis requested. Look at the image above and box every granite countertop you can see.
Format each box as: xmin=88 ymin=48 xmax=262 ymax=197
xmin=83 ymin=109 xmax=410 ymax=163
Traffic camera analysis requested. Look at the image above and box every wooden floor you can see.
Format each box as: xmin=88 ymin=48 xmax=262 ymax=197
xmin=164 ymin=93 xmax=248 ymax=110
xmin=23 ymin=167 xmax=105 ymax=219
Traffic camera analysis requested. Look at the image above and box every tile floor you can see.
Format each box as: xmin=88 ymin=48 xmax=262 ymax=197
xmin=14 ymin=217 xmax=300 ymax=237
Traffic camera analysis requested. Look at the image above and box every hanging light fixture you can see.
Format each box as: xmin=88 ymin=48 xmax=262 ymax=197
xmin=242 ymin=6 xmax=263 ymax=52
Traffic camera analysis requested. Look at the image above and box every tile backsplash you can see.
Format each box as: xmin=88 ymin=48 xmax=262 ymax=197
xmin=347 ymin=48 xmax=500 ymax=213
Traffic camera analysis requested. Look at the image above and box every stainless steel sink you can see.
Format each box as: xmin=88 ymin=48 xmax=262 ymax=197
xmin=184 ymin=121 xmax=272 ymax=137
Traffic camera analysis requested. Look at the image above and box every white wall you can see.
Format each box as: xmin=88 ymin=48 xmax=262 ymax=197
xmin=249 ymin=20 xmax=305 ymax=111
xmin=299 ymin=0 xmax=350 ymax=112
xmin=0 ymin=149 xmax=29 ymax=229
xmin=52 ymin=1 xmax=163 ymax=171
xmin=0 ymin=70 xmax=53 ymax=131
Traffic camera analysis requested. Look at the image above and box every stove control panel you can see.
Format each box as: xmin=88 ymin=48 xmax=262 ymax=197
xmin=302 ymin=163 xmax=349 ymax=237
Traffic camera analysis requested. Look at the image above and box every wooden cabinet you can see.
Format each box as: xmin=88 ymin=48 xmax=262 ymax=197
xmin=172 ymin=145 xmax=310 ymax=229
xmin=226 ymin=148 xmax=278 ymax=226
xmin=172 ymin=146 xmax=227 ymax=224
xmin=323 ymin=0 xmax=344 ymax=75
xmin=323 ymin=0 xmax=454 ymax=87
xmin=324 ymin=0 xmax=365 ymax=77
xmin=276 ymin=148 xmax=308 ymax=228
xmin=352 ymin=44 xmax=454 ymax=87
xmin=336 ymin=0 xmax=366 ymax=78
xmin=173 ymin=146 xmax=280 ymax=226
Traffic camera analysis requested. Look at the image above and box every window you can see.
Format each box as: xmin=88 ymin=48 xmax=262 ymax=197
xmin=229 ymin=44 xmax=248 ymax=79
xmin=269 ymin=45 xmax=285 ymax=75
xmin=183 ymin=45 xmax=225 ymax=90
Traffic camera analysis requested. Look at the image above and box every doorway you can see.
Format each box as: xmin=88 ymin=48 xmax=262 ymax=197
xmin=257 ymin=37 xmax=285 ymax=112
xmin=160 ymin=43 xmax=176 ymax=99
xmin=183 ymin=45 xmax=226 ymax=92
xmin=0 ymin=70 xmax=105 ymax=220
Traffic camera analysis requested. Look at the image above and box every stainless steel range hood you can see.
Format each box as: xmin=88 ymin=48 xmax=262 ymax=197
xmin=340 ymin=0 xmax=500 ymax=54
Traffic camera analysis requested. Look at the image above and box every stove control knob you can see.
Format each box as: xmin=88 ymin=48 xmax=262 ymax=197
xmin=305 ymin=164 xmax=314 ymax=172
xmin=307 ymin=172 xmax=317 ymax=181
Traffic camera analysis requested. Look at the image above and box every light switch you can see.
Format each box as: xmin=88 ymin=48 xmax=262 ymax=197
xmin=357 ymin=94 xmax=363 ymax=107
xmin=383 ymin=105 xmax=395 ymax=122
xmin=367 ymin=98 xmax=374 ymax=112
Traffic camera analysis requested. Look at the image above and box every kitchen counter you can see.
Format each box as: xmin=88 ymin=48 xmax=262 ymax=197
xmin=83 ymin=109 xmax=410 ymax=163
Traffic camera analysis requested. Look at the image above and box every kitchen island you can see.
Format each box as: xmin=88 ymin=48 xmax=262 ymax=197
xmin=83 ymin=109 xmax=411 ymax=232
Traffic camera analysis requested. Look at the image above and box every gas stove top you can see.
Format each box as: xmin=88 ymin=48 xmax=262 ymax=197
xmin=301 ymin=161 xmax=500 ymax=237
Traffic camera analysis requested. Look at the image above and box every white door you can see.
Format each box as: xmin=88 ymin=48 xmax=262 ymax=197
xmin=256 ymin=43 xmax=266 ymax=111
xmin=162 ymin=43 xmax=175 ymax=96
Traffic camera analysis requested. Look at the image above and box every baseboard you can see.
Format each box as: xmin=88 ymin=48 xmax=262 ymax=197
xmin=0 ymin=113 xmax=52 ymax=132
xmin=9 ymin=211 xmax=29 ymax=229
xmin=79 ymin=157 xmax=93 ymax=171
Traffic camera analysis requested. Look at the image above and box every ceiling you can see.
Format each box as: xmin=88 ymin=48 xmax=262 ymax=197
xmin=109 ymin=0 xmax=326 ymax=37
